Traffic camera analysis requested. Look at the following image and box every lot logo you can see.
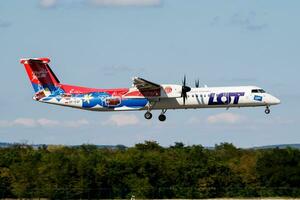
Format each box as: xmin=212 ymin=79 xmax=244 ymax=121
xmin=208 ymin=92 xmax=245 ymax=105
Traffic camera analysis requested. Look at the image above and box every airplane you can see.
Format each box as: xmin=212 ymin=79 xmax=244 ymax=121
xmin=20 ymin=58 xmax=281 ymax=122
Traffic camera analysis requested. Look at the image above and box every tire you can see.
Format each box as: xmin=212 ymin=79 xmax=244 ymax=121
xmin=144 ymin=112 xmax=152 ymax=120
xmin=158 ymin=114 xmax=166 ymax=122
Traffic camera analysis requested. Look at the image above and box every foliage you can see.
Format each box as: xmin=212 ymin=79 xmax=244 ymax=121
xmin=0 ymin=142 xmax=300 ymax=199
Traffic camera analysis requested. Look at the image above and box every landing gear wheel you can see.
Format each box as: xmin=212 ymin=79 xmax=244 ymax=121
xmin=144 ymin=112 xmax=152 ymax=120
xmin=265 ymin=107 xmax=271 ymax=114
xmin=158 ymin=114 xmax=166 ymax=122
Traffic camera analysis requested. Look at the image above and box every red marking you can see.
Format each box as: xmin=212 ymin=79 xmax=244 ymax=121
xmin=22 ymin=59 xmax=59 ymax=86
xmin=60 ymin=84 xmax=129 ymax=95
xmin=20 ymin=58 xmax=50 ymax=64
xmin=124 ymin=89 xmax=161 ymax=97
xmin=21 ymin=58 xmax=148 ymax=97
xmin=164 ymin=86 xmax=172 ymax=94
xmin=124 ymin=90 xmax=144 ymax=97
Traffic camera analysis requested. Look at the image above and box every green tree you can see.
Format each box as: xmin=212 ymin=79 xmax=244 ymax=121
xmin=256 ymin=148 xmax=300 ymax=197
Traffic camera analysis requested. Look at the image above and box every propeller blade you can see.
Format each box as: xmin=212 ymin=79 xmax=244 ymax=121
xmin=182 ymin=86 xmax=191 ymax=93
xmin=195 ymin=79 xmax=200 ymax=88
xmin=181 ymin=75 xmax=191 ymax=105
xmin=183 ymin=92 xmax=187 ymax=104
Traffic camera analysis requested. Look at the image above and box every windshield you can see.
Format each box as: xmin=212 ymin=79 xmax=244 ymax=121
xmin=252 ymin=89 xmax=266 ymax=93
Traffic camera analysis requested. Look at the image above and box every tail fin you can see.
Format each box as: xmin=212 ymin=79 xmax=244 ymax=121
xmin=20 ymin=58 xmax=62 ymax=95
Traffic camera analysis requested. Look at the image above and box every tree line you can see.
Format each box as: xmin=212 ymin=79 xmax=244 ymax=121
xmin=0 ymin=141 xmax=300 ymax=199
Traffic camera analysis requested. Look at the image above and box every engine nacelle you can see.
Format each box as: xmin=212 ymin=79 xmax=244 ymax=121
xmin=160 ymin=84 xmax=182 ymax=98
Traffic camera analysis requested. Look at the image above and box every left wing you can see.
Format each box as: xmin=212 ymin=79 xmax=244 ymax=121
xmin=130 ymin=77 xmax=182 ymax=99
xmin=133 ymin=77 xmax=161 ymax=91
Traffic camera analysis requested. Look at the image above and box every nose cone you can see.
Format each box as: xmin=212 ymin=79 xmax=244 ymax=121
xmin=270 ymin=95 xmax=281 ymax=105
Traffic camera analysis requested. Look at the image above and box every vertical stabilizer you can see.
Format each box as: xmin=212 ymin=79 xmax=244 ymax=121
xmin=20 ymin=58 xmax=63 ymax=96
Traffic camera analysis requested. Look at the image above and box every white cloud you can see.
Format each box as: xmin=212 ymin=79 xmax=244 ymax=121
xmin=13 ymin=118 xmax=37 ymax=127
xmin=206 ymin=113 xmax=246 ymax=124
xmin=89 ymin=0 xmax=161 ymax=6
xmin=64 ymin=119 xmax=90 ymax=128
xmin=186 ymin=116 xmax=204 ymax=125
xmin=0 ymin=118 xmax=89 ymax=128
xmin=102 ymin=114 xmax=140 ymax=126
xmin=37 ymin=118 xmax=60 ymax=126
xmin=188 ymin=114 xmax=296 ymax=128
xmin=39 ymin=0 xmax=58 ymax=8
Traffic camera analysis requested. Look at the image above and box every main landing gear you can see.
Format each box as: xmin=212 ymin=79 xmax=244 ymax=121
xmin=144 ymin=111 xmax=152 ymax=120
xmin=158 ymin=109 xmax=167 ymax=122
xmin=144 ymin=109 xmax=167 ymax=122
xmin=265 ymin=106 xmax=271 ymax=114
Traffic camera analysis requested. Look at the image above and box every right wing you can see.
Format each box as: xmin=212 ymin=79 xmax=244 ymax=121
xmin=129 ymin=77 xmax=162 ymax=98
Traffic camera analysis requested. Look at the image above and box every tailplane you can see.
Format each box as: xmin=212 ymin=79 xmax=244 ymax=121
xmin=20 ymin=58 xmax=64 ymax=99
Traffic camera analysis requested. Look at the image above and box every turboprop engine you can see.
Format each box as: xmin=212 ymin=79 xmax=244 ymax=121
xmin=160 ymin=85 xmax=183 ymax=98
xmin=160 ymin=76 xmax=191 ymax=105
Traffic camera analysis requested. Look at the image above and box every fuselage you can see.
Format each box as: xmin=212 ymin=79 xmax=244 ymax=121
xmin=37 ymin=85 xmax=280 ymax=112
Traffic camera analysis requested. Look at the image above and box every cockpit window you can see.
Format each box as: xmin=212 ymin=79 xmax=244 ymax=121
xmin=259 ymin=89 xmax=266 ymax=93
xmin=252 ymin=89 xmax=266 ymax=93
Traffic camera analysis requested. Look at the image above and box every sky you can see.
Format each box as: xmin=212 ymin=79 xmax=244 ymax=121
xmin=0 ymin=0 xmax=299 ymax=147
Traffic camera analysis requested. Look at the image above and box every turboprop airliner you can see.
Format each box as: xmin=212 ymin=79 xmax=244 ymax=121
xmin=21 ymin=58 xmax=280 ymax=121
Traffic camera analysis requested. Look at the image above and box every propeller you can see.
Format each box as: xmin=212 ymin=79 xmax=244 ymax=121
xmin=181 ymin=75 xmax=191 ymax=105
xmin=195 ymin=79 xmax=200 ymax=88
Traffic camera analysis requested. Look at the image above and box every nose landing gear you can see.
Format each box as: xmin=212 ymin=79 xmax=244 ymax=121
xmin=265 ymin=106 xmax=271 ymax=114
